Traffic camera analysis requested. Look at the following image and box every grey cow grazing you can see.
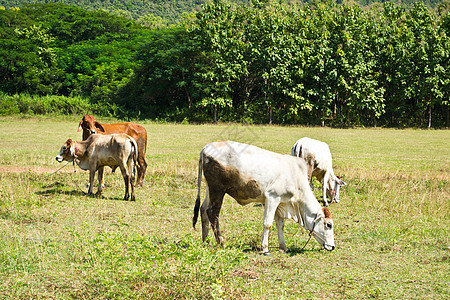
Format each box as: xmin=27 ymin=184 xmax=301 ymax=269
xmin=193 ymin=141 xmax=335 ymax=255
xmin=291 ymin=137 xmax=346 ymax=206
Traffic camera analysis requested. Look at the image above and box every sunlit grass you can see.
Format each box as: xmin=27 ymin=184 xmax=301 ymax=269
xmin=0 ymin=117 xmax=448 ymax=298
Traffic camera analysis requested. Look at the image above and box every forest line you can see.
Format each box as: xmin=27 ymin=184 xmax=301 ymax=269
xmin=0 ymin=1 xmax=449 ymax=127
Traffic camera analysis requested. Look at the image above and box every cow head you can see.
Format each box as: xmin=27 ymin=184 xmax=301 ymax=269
xmin=327 ymin=175 xmax=346 ymax=203
xmin=78 ymin=115 xmax=104 ymax=140
xmin=56 ymin=138 xmax=75 ymax=163
xmin=310 ymin=207 xmax=335 ymax=251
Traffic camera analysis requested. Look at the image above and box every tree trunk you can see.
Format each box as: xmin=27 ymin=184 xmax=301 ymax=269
xmin=214 ymin=104 xmax=217 ymax=123
xmin=181 ymin=70 xmax=191 ymax=109
xmin=428 ymin=105 xmax=432 ymax=129
xmin=347 ymin=110 xmax=351 ymax=127
xmin=268 ymin=106 xmax=272 ymax=125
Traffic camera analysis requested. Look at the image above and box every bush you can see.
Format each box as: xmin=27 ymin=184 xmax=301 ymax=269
xmin=0 ymin=93 xmax=120 ymax=117
xmin=0 ymin=94 xmax=20 ymax=115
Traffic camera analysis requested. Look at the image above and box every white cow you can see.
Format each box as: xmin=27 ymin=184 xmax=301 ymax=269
xmin=291 ymin=137 xmax=346 ymax=206
xmin=193 ymin=141 xmax=335 ymax=255
xmin=56 ymin=134 xmax=137 ymax=201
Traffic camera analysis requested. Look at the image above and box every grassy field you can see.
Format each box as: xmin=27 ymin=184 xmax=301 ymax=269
xmin=0 ymin=116 xmax=448 ymax=299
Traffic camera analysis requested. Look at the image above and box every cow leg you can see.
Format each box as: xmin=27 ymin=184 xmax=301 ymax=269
xmin=200 ymin=187 xmax=210 ymax=242
xmin=119 ymin=165 xmax=130 ymax=201
xmin=96 ymin=166 xmax=104 ymax=197
xmin=88 ymin=169 xmax=96 ymax=196
xmin=205 ymin=187 xmax=225 ymax=247
xmin=261 ymin=193 xmax=280 ymax=255
xmin=136 ymin=140 xmax=147 ymax=187
xmin=135 ymin=162 xmax=141 ymax=187
xmin=128 ymin=158 xmax=136 ymax=201
xmin=136 ymin=155 xmax=147 ymax=187
xmin=275 ymin=214 xmax=288 ymax=252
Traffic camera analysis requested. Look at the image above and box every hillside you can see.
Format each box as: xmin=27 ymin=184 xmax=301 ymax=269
xmin=1 ymin=0 xmax=206 ymax=24
xmin=1 ymin=0 xmax=447 ymax=24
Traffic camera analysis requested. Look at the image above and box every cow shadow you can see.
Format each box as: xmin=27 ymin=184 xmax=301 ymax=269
xmin=97 ymin=195 xmax=130 ymax=201
xmin=37 ymin=181 xmax=129 ymax=201
xmin=37 ymin=181 xmax=86 ymax=197
xmin=240 ymin=245 xmax=317 ymax=256
xmin=286 ymin=246 xmax=319 ymax=256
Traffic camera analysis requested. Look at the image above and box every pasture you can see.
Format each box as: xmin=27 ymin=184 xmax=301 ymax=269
xmin=0 ymin=116 xmax=448 ymax=299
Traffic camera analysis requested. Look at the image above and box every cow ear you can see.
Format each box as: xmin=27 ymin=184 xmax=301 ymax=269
xmin=336 ymin=176 xmax=346 ymax=186
xmin=322 ymin=207 xmax=332 ymax=219
xmin=95 ymin=121 xmax=105 ymax=132
xmin=77 ymin=121 xmax=83 ymax=132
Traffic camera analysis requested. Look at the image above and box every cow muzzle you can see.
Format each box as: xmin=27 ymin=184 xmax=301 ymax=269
xmin=56 ymin=155 xmax=63 ymax=163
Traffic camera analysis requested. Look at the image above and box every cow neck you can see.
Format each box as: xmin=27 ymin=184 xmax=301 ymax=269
xmin=73 ymin=141 xmax=87 ymax=159
xmin=301 ymin=200 xmax=322 ymax=232
xmin=72 ymin=141 xmax=77 ymax=158
xmin=328 ymin=172 xmax=337 ymax=195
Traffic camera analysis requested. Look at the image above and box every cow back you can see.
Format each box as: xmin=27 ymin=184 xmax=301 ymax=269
xmin=99 ymin=123 xmax=146 ymax=143
xmin=82 ymin=134 xmax=132 ymax=164
xmin=203 ymin=141 xmax=310 ymax=199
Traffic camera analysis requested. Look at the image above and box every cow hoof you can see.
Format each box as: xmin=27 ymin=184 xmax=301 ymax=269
xmin=130 ymin=196 xmax=136 ymax=201
xmin=217 ymin=236 xmax=225 ymax=248
xmin=263 ymin=252 xmax=271 ymax=257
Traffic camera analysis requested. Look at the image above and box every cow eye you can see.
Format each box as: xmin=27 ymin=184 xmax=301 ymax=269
xmin=326 ymin=222 xmax=332 ymax=229
xmin=62 ymin=146 xmax=67 ymax=151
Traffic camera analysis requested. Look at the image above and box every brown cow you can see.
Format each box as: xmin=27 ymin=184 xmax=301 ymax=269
xmin=78 ymin=115 xmax=148 ymax=187
xmin=56 ymin=134 xmax=137 ymax=201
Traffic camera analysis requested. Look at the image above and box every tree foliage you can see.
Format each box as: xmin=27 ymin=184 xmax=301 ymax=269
xmin=1 ymin=0 xmax=207 ymax=25
xmin=1 ymin=0 xmax=447 ymax=24
xmin=0 ymin=1 xmax=448 ymax=127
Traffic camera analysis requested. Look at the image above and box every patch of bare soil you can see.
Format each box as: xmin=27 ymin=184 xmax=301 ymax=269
xmin=0 ymin=165 xmax=76 ymax=174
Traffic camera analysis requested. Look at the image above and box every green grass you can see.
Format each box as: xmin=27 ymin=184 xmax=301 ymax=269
xmin=0 ymin=116 xmax=448 ymax=299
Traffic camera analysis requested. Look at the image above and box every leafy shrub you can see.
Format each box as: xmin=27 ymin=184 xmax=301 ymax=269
xmin=0 ymin=93 xmax=20 ymax=115
xmin=0 ymin=93 xmax=120 ymax=117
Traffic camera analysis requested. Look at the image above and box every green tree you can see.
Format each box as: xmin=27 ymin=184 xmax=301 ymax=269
xmin=0 ymin=8 xmax=62 ymax=94
xmin=406 ymin=2 xmax=448 ymax=127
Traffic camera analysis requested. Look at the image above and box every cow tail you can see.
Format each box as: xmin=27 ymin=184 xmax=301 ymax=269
xmin=193 ymin=150 xmax=203 ymax=229
xmin=130 ymin=138 xmax=138 ymax=180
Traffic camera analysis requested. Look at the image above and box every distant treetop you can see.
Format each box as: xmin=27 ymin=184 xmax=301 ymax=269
xmin=1 ymin=0 xmax=447 ymax=24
